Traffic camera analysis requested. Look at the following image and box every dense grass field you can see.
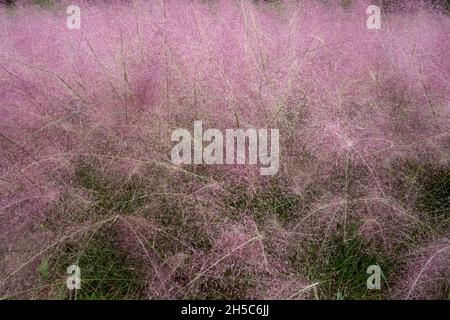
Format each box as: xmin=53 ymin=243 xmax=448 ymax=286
xmin=0 ymin=0 xmax=449 ymax=300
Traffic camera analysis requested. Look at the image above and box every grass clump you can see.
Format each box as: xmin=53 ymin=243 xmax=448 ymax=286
xmin=291 ymin=226 xmax=394 ymax=300
xmin=187 ymin=266 xmax=257 ymax=300
xmin=33 ymin=0 xmax=56 ymax=9
xmin=42 ymin=226 xmax=145 ymax=300
xmin=75 ymin=164 xmax=147 ymax=215
xmin=391 ymin=160 xmax=449 ymax=230
xmin=226 ymin=182 xmax=300 ymax=224
xmin=415 ymin=164 xmax=450 ymax=227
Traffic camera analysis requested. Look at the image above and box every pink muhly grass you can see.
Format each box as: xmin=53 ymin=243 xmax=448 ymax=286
xmin=0 ymin=0 xmax=449 ymax=299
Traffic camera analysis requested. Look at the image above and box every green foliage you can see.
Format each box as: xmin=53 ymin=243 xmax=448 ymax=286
xmin=33 ymin=0 xmax=55 ymax=9
xmin=291 ymin=226 xmax=394 ymax=300
xmin=38 ymin=257 xmax=50 ymax=281
xmin=75 ymin=165 xmax=147 ymax=214
xmin=226 ymin=182 xmax=300 ymax=224
xmin=416 ymin=164 xmax=450 ymax=226
xmin=48 ymin=227 xmax=145 ymax=300
xmin=151 ymin=196 xmax=212 ymax=257
xmin=187 ymin=267 xmax=256 ymax=299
